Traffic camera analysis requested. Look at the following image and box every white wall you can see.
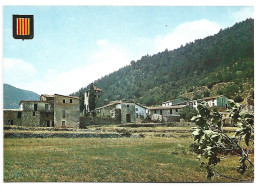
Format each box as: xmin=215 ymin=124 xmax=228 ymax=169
xmin=135 ymin=104 xmax=147 ymax=118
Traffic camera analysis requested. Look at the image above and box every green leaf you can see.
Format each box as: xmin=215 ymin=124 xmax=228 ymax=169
xmin=245 ymin=132 xmax=251 ymax=146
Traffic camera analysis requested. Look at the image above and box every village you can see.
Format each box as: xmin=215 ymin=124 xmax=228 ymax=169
xmin=3 ymin=85 xmax=254 ymax=128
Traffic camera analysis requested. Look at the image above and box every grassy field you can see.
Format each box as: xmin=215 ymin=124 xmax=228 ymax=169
xmin=4 ymin=126 xmax=254 ymax=182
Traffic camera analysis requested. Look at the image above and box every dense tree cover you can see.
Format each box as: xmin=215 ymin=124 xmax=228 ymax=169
xmin=71 ymin=19 xmax=254 ymax=106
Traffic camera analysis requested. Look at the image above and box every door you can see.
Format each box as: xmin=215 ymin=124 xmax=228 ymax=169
xmin=46 ymin=120 xmax=50 ymax=127
xmin=126 ymin=114 xmax=131 ymax=123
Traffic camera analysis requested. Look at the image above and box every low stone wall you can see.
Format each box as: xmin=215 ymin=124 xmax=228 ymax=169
xmin=4 ymin=132 xmax=121 ymax=138
xmin=80 ymin=116 xmax=119 ymax=128
xmin=119 ymin=122 xmax=195 ymax=127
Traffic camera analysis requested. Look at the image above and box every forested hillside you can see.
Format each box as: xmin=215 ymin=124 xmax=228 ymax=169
xmin=71 ymin=19 xmax=254 ymax=106
xmin=3 ymin=84 xmax=40 ymax=109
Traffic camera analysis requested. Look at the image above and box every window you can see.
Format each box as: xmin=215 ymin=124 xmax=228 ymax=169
xmin=62 ymin=110 xmax=65 ymax=118
xmin=70 ymin=99 xmax=73 ymax=103
xmin=136 ymin=113 xmax=138 ymax=118
xmin=63 ymin=99 xmax=66 ymax=103
xmin=212 ymin=103 xmax=215 ymax=106
xmin=170 ymin=109 xmax=172 ymax=114
xmin=33 ymin=112 xmax=36 ymax=116
xmin=136 ymin=108 xmax=138 ymax=111
xmin=45 ymin=104 xmax=49 ymax=111
xmin=34 ymin=103 xmax=37 ymax=111
xmin=62 ymin=121 xmax=65 ymax=126
xmin=17 ymin=111 xmax=21 ymax=118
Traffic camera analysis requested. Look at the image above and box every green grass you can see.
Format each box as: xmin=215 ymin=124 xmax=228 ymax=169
xmin=4 ymin=128 xmax=253 ymax=182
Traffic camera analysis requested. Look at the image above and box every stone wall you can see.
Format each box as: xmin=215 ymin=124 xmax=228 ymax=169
xmin=3 ymin=110 xmax=22 ymax=126
xmin=21 ymin=101 xmax=52 ymax=111
xmin=121 ymin=102 xmax=136 ymax=123
xmin=54 ymin=95 xmax=80 ymax=128
xmin=151 ymin=114 xmax=181 ymax=122
xmin=21 ymin=111 xmax=40 ymax=127
xmin=149 ymin=108 xmax=180 ymax=116
xmin=99 ymin=104 xmax=117 ymax=117
xmin=40 ymin=112 xmax=54 ymax=127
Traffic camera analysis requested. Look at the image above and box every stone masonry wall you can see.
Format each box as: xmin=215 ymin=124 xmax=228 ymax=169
xmin=54 ymin=95 xmax=80 ymax=128
xmin=21 ymin=111 xmax=40 ymax=127
xmin=40 ymin=112 xmax=54 ymax=127
xmin=3 ymin=110 xmax=22 ymax=126
xmin=121 ymin=102 xmax=136 ymax=123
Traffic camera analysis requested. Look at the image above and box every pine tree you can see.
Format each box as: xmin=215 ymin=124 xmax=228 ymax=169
xmin=79 ymin=92 xmax=85 ymax=113
xmin=88 ymin=83 xmax=95 ymax=112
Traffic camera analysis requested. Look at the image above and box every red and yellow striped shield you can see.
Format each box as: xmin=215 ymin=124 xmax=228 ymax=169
xmin=16 ymin=18 xmax=30 ymax=35
xmin=13 ymin=15 xmax=34 ymax=39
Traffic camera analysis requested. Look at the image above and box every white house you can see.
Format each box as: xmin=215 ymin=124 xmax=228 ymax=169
xmin=135 ymin=103 xmax=147 ymax=118
xmin=96 ymin=101 xmax=147 ymax=119
xmin=186 ymin=95 xmax=229 ymax=109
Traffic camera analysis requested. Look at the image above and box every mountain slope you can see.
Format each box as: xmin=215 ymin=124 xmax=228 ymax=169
xmin=71 ymin=19 xmax=254 ymax=106
xmin=3 ymin=84 xmax=40 ymax=109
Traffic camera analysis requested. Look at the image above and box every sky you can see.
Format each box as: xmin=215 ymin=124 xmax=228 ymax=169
xmin=3 ymin=6 xmax=254 ymax=95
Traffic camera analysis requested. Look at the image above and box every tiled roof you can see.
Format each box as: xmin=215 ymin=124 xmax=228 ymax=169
xmin=96 ymin=101 xmax=121 ymax=110
xmin=19 ymin=100 xmax=40 ymax=105
xmin=135 ymin=103 xmax=147 ymax=109
xmin=148 ymin=105 xmax=186 ymax=110
xmin=40 ymin=94 xmax=54 ymax=98
xmin=93 ymin=86 xmax=103 ymax=92
xmin=54 ymin=94 xmax=79 ymax=99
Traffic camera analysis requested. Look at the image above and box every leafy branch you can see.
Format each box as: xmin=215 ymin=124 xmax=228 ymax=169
xmin=191 ymin=100 xmax=254 ymax=181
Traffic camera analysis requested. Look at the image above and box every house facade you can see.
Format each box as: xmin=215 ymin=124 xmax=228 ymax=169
xmin=4 ymin=94 xmax=80 ymax=128
xmin=186 ymin=95 xmax=229 ymax=109
xmin=53 ymin=94 xmax=80 ymax=128
xmin=148 ymin=105 xmax=186 ymax=122
xmin=3 ymin=109 xmax=22 ymax=126
xmin=96 ymin=100 xmax=147 ymax=123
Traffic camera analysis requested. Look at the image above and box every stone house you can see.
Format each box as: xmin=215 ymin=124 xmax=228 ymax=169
xmin=96 ymin=100 xmax=147 ymax=123
xmin=84 ymin=86 xmax=103 ymax=113
xmin=4 ymin=94 xmax=80 ymax=128
xmin=53 ymin=94 xmax=80 ymax=128
xmin=147 ymin=105 xmax=186 ymax=122
xmin=3 ymin=109 xmax=22 ymax=126
xmin=19 ymin=100 xmax=54 ymax=127
xmin=96 ymin=100 xmax=121 ymax=117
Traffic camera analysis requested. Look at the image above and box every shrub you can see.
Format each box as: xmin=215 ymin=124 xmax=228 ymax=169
xmin=179 ymin=106 xmax=198 ymax=121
